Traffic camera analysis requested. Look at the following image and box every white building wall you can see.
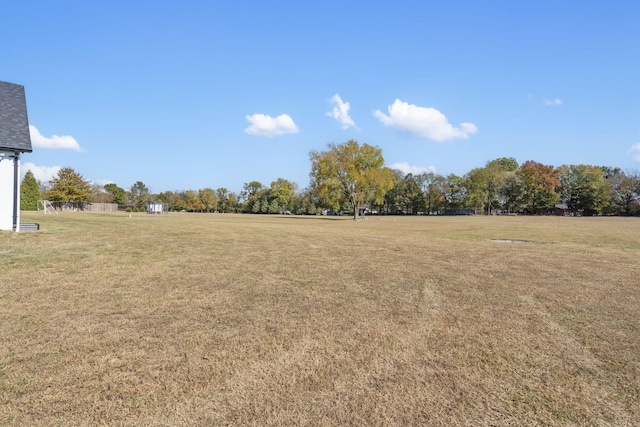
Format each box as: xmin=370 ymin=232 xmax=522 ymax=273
xmin=0 ymin=153 xmax=18 ymax=231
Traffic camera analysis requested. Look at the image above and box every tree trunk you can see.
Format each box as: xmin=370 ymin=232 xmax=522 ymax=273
xmin=351 ymin=195 xmax=359 ymax=220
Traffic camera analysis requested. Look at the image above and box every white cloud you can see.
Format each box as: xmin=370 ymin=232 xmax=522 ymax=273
xmin=630 ymin=143 xmax=640 ymax=162
xmin=544 ymin=98 xmax=563 ymax=106
xmin=326 ymin=94 xmax=357 ymax=129
xmin=244 ymin=113 xmax=299 ymax=137
xmin=374 ymin=99 xmax=477 ymax=142
xmin=21 ymin=162 xmax=61 ymax=183
xmin=390 ymin=162 xmax=437 ymax=175
xmin=29 ymin=125 xmax=82 ymax=151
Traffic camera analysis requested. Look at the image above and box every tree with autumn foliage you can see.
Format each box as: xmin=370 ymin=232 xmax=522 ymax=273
xmin=182 ymin=190 xmax=203 ymax=212
xmin=310 ymin=140 xmax=394 ymax=220
xmin=518 ymin=161 xmax=560 ymax=214
xmin=198 ymin=188 xmax=217 ymax=212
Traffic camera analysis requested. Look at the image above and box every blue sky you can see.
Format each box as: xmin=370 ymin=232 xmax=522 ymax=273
xmin=3 ymin=1 xmax=639 ymax=194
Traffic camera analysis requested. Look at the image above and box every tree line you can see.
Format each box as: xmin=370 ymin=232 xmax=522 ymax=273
xmin=20 ymin=140 xmax=640 ymax=217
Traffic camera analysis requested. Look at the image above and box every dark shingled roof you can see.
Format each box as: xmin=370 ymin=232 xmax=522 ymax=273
xmin=0 ymin=81 xmax=32 ymax=153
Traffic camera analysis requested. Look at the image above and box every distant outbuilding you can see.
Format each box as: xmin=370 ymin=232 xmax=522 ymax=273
xmin=147 ymin=202 xmax=169 ymax=214
xmin=0 ymin=81 xmax=33 ymax=232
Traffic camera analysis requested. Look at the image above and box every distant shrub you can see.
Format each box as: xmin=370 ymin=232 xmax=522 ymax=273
xmin=125 ymin=207 xmax=132 ymax=213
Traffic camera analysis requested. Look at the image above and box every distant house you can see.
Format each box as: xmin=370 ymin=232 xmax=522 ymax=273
xmin=0 ymin=81 xmax=33 ymax=232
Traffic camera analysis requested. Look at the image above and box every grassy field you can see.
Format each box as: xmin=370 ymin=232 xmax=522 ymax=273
xmin=1 ymin=212 xmax=639 ymax=426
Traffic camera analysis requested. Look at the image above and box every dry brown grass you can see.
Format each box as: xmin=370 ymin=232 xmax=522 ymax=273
xmin=1 ymin=212 xmax=639 ymax=426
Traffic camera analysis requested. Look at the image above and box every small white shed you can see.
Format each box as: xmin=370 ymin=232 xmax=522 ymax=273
xmin=0 ymin=81 xmax=33 ymax=232
xmin=146 ymin=202 xmax=168 ymax=214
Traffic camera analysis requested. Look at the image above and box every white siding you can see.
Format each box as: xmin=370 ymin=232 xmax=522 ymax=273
xmin=0 ymin=153 xmax=17 ymax=231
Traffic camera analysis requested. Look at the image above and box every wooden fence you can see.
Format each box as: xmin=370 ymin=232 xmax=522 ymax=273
xmin=85 ymin=203 xmax=119 ymax=213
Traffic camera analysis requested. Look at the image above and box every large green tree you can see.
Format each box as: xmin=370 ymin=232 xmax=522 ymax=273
xmin=199 ymin=188 xmax=217 ymax=213
xmin=402 ymin=174 xmax=424 ymax=214
xmin=269 ymin=178 xmax=296 ymax=213
xmin=464 ymin=165 xmax=503 ymax=214
xmin=499 ymin=171 xmax=524 ymax=213
xmin=606 ymin=168 xmax=639 ymax=216
xmin=310 ymin=140 xmax=394 ymax=220
xmin=558 ymin=165 xmax=611 ymax=215
xmin=464 ymin=159 xmax=517 ymax=215
xmin=158 ymin=190 xmax=186 ymax=212
xmin=493 ymin=157 xmax=519 ymax=172
xmin=128 ymin=181 xmax=150 ymax=209
xmin=420 ymin=172 xmax=447 ymax=215
xmin=241 ymin=181 xmax=266 ymax=213
xmin=384 ymin=171 xmax=423 ymax=214
xmin=20 ymin=170 xmax=41 ymax=211
xmin=216 ymin=188 xmax=238 ymax=213
xmin=294 ymin=188 xmax=321 ymax=215
xmin=383 ymin=169 xmax=409 ymax=214
xmin=444 ymin=174 xmax=466 ymax=212
xmin=104 ymin=183 xmax=127 ymax=205
xmin=47 ymin=167 xmax=92 ymax=208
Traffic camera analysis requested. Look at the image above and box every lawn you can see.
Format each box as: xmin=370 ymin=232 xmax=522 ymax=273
xmin=1 ymin=212 xmax=639 ymax=426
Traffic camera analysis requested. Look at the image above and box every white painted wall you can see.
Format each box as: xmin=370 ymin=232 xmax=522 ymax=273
xmin=147 ymin=202 xmax=166 ymax=213
xmin=0 ymin=152 xmax=18 ymax=231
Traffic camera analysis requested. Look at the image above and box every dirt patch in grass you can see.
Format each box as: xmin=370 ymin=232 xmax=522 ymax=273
xmin=1 ymin=213 xmax=639 ymax=425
